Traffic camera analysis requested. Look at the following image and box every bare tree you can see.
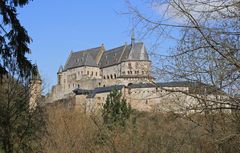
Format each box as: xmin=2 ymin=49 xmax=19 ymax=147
xmin=127 ymin=0 xmax=240 ymax=152
xmin=127 ymin=0 xmax=240 ymax=111
xmin=0 ymin=64 xmax=46 ymax=153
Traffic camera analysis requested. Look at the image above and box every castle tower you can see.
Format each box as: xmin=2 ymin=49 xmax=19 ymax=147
xmin=57 ymin=65 xmax=63 ymax=85
xmin=30 ymin=67 xmax=42 ymax=110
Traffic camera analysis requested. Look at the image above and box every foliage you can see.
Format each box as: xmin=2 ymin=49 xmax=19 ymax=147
xmin=102 ymin=89 xmax=132 ymax=129
xmin=0 ymin=0 xmax=33 ymax=77
xmin=0 ymin=73 xmax=46 ymax=153
xmin=42 ymin=105 xmax=240 ymax=153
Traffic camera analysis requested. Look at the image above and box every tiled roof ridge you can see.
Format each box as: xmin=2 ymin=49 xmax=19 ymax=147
xmin=73 ymin=46 xmax=102 ymax=54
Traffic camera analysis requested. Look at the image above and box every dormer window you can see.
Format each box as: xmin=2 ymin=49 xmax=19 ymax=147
xmin=128 ymin=63 xmax=132 ymax=68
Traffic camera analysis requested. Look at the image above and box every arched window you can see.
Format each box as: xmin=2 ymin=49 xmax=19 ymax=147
xmin=114 ymin=74 xmax=117 ymax=79
xmin=107 ymin=75 xmax=109 ymax=79
xmin=128 ymin=83 xmax=133 ymax=87
xmin=110 ymin=74 xmax=113 ymax=79
xmin=104 ymin=76 xmax=106 ymax=79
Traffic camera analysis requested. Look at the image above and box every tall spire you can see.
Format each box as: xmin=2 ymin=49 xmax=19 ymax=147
xmin=131 ymin=28 xmax=135 ymax=46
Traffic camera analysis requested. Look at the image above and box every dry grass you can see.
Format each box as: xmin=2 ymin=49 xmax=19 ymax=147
xmin=41 ymin=105 xmax=240 ymax=153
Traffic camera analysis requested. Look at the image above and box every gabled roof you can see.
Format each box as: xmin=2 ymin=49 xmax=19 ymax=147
xmin=64 ymin=46 xmax=103 ymax=70
xmin=128 ymin=42 xmax=149 ymax=61
xmin=99 ymin=42 xmax=149 ymax=68
xmin=98 ymin=45 xmax=127 ymax=68
xmin=63 ymin=42 xmax=150 ymax=70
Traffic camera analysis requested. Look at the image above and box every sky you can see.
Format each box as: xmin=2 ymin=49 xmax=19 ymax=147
xmin=17 ymin=0 xmax=170 ymax=92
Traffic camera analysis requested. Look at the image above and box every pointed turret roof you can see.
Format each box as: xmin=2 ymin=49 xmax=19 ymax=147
xmin=32 ymin=66 xmax=41 ymax=81
xmin=58 ymin=65 xmax=63 ymax=73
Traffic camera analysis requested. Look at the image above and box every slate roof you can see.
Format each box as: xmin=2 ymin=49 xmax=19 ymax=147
xmin=128 ymin=81 xmax=192 ymax=88
xmin=73 ymin=82 xmax=191 ymax=98
xmin=128 ymin=82 xmax=224 ymax=95
xmin=73 ymin=85 xmax=125 ymax=98
xmin=63 ymin=42 xmax=150 ymax=70
xmin=98 ymin=45 xmax=127 ymax=68
xmin=64 ymin=47 xmax=102 ymax=70
xmin=99 ymin=42 xmax=149 ymax=68
xmin=128 ymin=43 xmax=149 ymax=61
xmin=73 ymin=81 xmax=224 ymax=98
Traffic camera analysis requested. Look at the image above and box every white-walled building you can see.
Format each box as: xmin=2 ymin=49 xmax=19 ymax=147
xmin=47 ymin=36 xmax=225 ymax=112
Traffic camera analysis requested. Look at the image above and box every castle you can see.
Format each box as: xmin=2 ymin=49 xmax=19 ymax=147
xmin=48 ymin=35 xmax=221 ymax=112
xmin=49 ymin=35 xmax=152 ymax=98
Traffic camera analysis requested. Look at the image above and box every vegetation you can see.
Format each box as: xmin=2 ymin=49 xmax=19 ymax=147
xmin=126 ymin=1 xmax=240 ymax=152
xmin=128 ymin=0 xmax=240 ymax=110
xmin=0 ymin=1 xmax=45 ymax=153
xmin=0 ymin=0 xmax=34 ymax=77
xmin=0 ymin=0 xmax=239 ymax=153
xmin=40 ymin=105 xmax=239 ymax=153
xmin=102 ymin=89 xmax=132 ymax=129
xmin=0 ymin=71 xmax=46 ymax=153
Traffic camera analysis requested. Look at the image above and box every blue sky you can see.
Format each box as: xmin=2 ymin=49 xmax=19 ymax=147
xmin=17 ymin=0 xmax=171 ymax=91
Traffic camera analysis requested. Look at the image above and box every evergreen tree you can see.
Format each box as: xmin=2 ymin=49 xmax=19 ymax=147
xmin=0 ymin=0 xmax=33 ymax=77
xmin=102 ymin=88 xmax=132 ymax=129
